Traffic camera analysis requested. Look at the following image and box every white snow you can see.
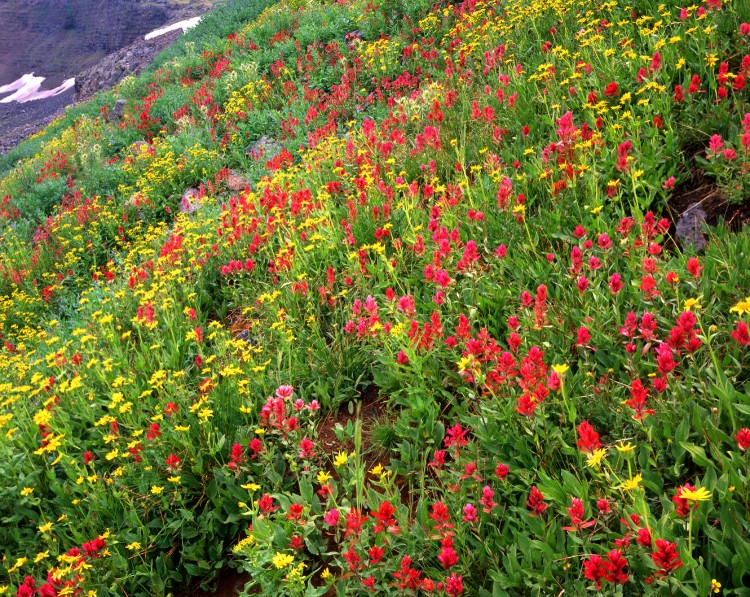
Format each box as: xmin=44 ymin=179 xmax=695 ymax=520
xmin=0 ymin=16 xmax=201 ymax=104
xmin=0 ymin=73 xmax=76 ymax=104
xmin=145 ymin=16 xmax=201 ymax=40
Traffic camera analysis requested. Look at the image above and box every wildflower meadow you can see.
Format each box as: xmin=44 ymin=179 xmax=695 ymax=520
xmin=0 ymin=0 xmax=749 ymax=594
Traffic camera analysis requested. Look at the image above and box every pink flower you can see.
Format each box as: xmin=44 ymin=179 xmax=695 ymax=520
xmin=609 ymin=273 xmax=624 ymax=294
xmin=662 ymin=176 xmax=676 ymax=190
xmin=324 ymin=509 xmax=340 ymax=526
xmin=462 ymin=503 xmax=478 ymax=523
xmin=708 ymin=134 xmax=724 ymax=153
xmin=479 ymin=485 xmax=497 ymax=512
xmin=741 ymin=22 xmax=750 ymax=35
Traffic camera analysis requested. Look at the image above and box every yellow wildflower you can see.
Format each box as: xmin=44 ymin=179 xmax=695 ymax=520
xmin=34 ymin=551 xmax=49 ymax=564
xmin=678 ymin=486 xmax=711 ymax=503
xmin=619 ymin=474 xmax=643 ymax=491
xmin=586 ymin=448 xmax=607 ymax=468
xmin=272 ymin=552 xmax=295 ymax=569
xmin=684 ymin=298 xmax=702 ymax=311
xmin=729 ymin=297 xmax=750 ymax=315
xmin=333 ymin=452 xmax=348 ymax=468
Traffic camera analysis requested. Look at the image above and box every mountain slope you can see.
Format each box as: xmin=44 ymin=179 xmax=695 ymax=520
xmin=0 ymin=0 xmax=749 ymax=595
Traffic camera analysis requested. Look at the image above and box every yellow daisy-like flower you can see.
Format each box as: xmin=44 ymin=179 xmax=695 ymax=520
xmin=241 ymin=483 xmax=261 ymax=491
xmin=729 ymin=297 xmax=750 ymax=315
xmin=150 ymin=485 xmax=164 ymax=495
xmin=333 ymin=452 xmax=349 ymax=468
xmin=7 ymin=557 xmax=27 ymax=573
xmin=552 ymin=364 xmax=569 ymax=375
xmin=321 ymin=567 xmax=332 ymax=580
xmin=683 ymin=298 xmax=702 ymax=311
xmin=615 ymin=441 xmax=636 ymax=453
xmin=38 ymin=521 xmax=53 ymax=533
xmin=20 ymin=487 xmax=34 ymax=496
xmin=272 ymin=552 xmax=295 ymax=569
xmin=586 ymin=448 xmax=607 ymax=468
xmin=316 ymin=471 xmax=332 ymax=484
xmin=125 ymin=542 xmax=141 ymax=551
xmin=34 ymin=551 xmax=49 ymax=564
xmin=678 ymin=486 xmax=711 ymax=503
xmin=711 ymin=579 xmax=721 ymax=593
xmin=619 ymin=474 xmax=643 ymax=491
xmin=369 ymin=464 xmax=384 ymax=476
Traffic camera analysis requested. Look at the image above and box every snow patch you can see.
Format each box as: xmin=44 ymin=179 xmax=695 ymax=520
xmin=0 ymin=73 xmax=76 ymax=104
xmin=145 ymin=16 xmax=201 ymax=40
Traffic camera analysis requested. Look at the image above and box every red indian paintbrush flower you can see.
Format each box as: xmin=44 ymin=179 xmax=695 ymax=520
xmin=576 ymin=420 xmax=601 ymax=453
xmin=651 ymin=539 xmax=683 ymax=575
xmin=526 ymin=486 xmax=548 ymax=515
xmin=735 ymin=428 xmax=750 ymax=450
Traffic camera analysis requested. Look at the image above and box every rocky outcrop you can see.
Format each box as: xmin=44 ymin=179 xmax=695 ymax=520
xmin=0 ymin=3 xmax=214 ymax=155
xmin=73 ymin=28 xmax=183 ymax=102
xmin=0 ymin=0 xmax=212 ymax=89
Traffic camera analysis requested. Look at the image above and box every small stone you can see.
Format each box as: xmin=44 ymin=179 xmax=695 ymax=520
xmin=225 ymin=170 xmax=251 ymax=192
xmin=179 ymin=187 xmax=202 ymax=215
xmin=675 ymin=203 xmax=707 ymax=252
xmin=247 ymin=136 xmax=282 ymax=159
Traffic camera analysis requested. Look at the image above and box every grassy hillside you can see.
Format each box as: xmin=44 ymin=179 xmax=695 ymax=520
xmin=0 ymin=0 xmax=749 ymax=595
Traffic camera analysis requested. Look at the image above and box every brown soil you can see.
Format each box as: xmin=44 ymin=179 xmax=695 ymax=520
xmin=665 ymin=170 xmax=750 ymax=230
xmin=316 ymin=383 xmax=387 ymax=472
xmin=177 ymin=569 xmax=250 ymax=597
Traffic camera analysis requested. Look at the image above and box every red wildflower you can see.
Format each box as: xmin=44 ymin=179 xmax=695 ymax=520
xmin=576 ymin=420 xmax=601 ymax=453
xmin=637 ymin=527 xmax=652 ymax=547
xmin=651 ymin=539 xmax=683 ymax=575
xmin=604 ymin=550 xmax=629 ymax=585
xmin=526 ymin=485 xmax=548 ymax=515
xmin=494 ymin=462 xmax=509 ymax=480
xmin=393 ymin=555 xmax=422 ymax=590
xmin=736 ymin=428 xmax=750 ymax=450
xmin=445 ymin=573 xmax=464 ymax=596
xmin=583 ymin=554 xmax=607 ymax=589
xmin=429 ymin=501 xmax=454 ymax=532
xmin=604 ymin=81 xmax=620 ymax=97
xmin=371 ymin=501 xmax=400 ymax=534
xmin=257 ymin=493 xmax=278 ymax=513
xmin=286 ymin=503 xmax=304 ymax=521
xmin=686 ymin=257 xmax=702 ymax=278
xmin=563 ymin=497 xmax=595 ymax=531
xmin=479 ymin=485 xmax=497 ymax=513
xmin=165 ymin=454 xmax=181 ymax=471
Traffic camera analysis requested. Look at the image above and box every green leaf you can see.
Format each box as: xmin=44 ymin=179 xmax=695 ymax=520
xmin=679 ymin=442 xmax=713 ymax=468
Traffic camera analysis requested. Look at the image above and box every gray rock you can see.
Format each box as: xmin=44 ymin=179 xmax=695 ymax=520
xmin=675 ymin=203 xmax=708 ymax=252
xmin=247 ymin=136 xmax=282 ymax=160
xmin=179 ymin=187 xmax=202 ymax=215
